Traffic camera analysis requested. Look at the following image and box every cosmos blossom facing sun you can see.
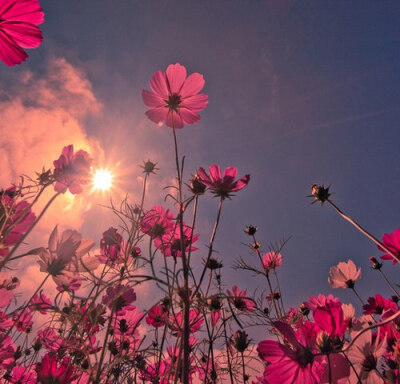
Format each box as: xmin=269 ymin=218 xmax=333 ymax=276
xmin=142 ymin=62 xmax=209 ymax=129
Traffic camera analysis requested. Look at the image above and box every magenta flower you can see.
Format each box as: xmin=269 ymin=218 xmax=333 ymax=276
xmin=146 ymin=304 xmax=168 ymax=328
xmin=363 ymin=294 xmax=397 ymax=315
xmin=227 ymin=285 xmax=256 ymax=313
xmin=154 ymin=222 xmax=199 ymax=258
xmin=35 ymin=354 xmax=76 ymax=384
xmin=0 ymin=0 xmax=44 ymax=66
xmin=198 ymin=165 xmax=250 ymax=199
xmin=53 ymin=145 xmax=92 ymax=194
xmin=29 ymin=291 xmax=52 ymax=314
xmin=9 ymin=366 xmax=36 ymax=384
xmin=142 ymin=62 xmax=208 ymax=129
xmin=140 ymin=205 xmax=174 ymax=238
xmin=379 ymin=228 xmax=400 ymax=265
xmin=257 ymin=321 xmax=326 ymax=384
xmin=262 ymin=251 xmax=282 ymax=271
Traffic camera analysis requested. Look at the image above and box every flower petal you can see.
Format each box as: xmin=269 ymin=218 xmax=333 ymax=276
xmin=222 ymin=167 xmax=238 ymax=185
xmin=1 ymin=21 xmax=42 ymax=48
xmin=181 ymin=93 xmax=208 ymax=111
xmin=197 ymin=167 xmax=211 ymax=185
xmin=0 ymin=29 xmax=27 ymax=66
xmin=230 ymin=174 xmax=250 ymax=192
xmin=166 ymin=63 xmax=187 ymax=94
xmin=166 ymin=110 xmax=184 ymax=129
xmin=0 ymin=0 xmax=44 ymax=25
xmin=179 ymin=107 xmax=200 ymax=125
xmin=180 ymin=72 xmax=205 ymax=98
xmin=150 ymin=70 xmax=169 ymax=99
xmin=142 ymin=89 xmax=165 ymax=108
xmin=208 ymin=165 xmax=222 ymax=183
xmin=145 ymin=107 xmax=168 ymax=125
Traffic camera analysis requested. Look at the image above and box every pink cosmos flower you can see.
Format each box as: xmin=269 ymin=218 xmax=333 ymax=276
xmin=35 ymin=354 xmax=76 ymax=384
xmin=13 ymin=310 xmax=33 ymax=332
xmin=347 ymin=329 xmax=387 ymax=383
xmin=0 ymin=336 xmax=16 ymax=370
xmin=146 ymin=304 xmax=168 ymax=328
xmin=257 ymin=321 xmax=326 ymax=384
xmin=102 ymin=284 xmax=136 ymax=315
xmin=154 ymin=222 xmax=199 ymax=258
xmin=36 ymin=226 xmax=96 ymax=277
xmin=169 ymin=309 xmax=204 ymax=335
xmin=97 ymin=227 xmax=126 ymax=265
xmin=379 ymin=228 xmax=400 ymax=265
xmin=140 ymin=205 xmax=174 ymax=238
xmin=142 ymin=62 xmax=208 ymax=129
xmin=363 ymin=294 xmax=397 ymax=316
xmin=328 ymin=259 xmax=361 ymax=289
xmin=29 ymin=291 xmax=52 ymax=314
xmin=53 ymin=145 xmax=92 ymax=194
xmin=262 ymin=251 xmax=282 ymax=271
xmin=198 ymin=165 xmax=250 ymax=199
xmin=9 ymin=366 xmax=37 ymax=384
xmin=0 ymin=189 xmax=36 ymax=257
xmin=36 ymin=328 xmax=65 ymax=352
xmin=227 ymin=285 xmax=256 ymax=313
xmin=0 ymin=0 xmax=44 ymax=66
xmin=305 ymin=294 xmax=340 ymax=312
xmin=54 ymin=275 xmax=82 ymax=293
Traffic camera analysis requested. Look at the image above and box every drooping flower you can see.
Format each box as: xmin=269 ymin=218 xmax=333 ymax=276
xmin=227 ymin=285 xmax=256 ymax=313
xmin=378 ymin=228 xmax=400 ymax=265
xmin=262 ymin=251 xmax=282 ymax=271
xmin=0 ymin=0 xmax=44 ymax=66
xmin=142 ymin=62 xmax=208 ymax=129
xmin=328 ymin=259 xmax=361 ymax=289
xmin=198 ymin=165 xmax=250 ymax=199
xmin=53 ymin=145 xmax=92 ymax=194
xmin=35 ymin=354 xmax=76 ymax=384
xmin=36 ymin=226 xmax=96 ymax=277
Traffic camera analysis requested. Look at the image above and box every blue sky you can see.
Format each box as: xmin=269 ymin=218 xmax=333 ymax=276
xmin=1 ymin=0 xmax=399 ymax=311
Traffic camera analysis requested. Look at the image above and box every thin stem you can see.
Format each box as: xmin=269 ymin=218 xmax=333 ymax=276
xmin=378 ymin=268 xmax=400 ymax=297
xmin=351 ymin=287 xmax=365 ymax=306
xmin=193 ymin=198 xmax=224 ymax=298
xmin=0 ymin=192 xmax=61 ymax=270
xmin=327 ymin=199 xmax=400 ymax=263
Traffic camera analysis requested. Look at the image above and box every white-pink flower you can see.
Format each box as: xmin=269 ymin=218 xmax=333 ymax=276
xmin=346 ymin=329 xmax=387 ymax=383
xmin=36 ymin=226 xmax=97 ymax=277
xmin=328 ymin=259 xmax=361 ymax=289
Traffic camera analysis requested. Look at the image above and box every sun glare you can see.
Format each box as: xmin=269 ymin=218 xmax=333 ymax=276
xmin=92 ymin=169 xmax=113 ymax=191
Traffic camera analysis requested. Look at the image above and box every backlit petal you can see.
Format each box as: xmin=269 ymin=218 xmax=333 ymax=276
xmin=166 ymin=63 xmax=187 ymax=94
xmin=180 ymin=72 xmax=205 ymax=98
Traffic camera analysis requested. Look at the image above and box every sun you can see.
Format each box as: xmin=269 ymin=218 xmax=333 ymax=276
xmin=92 ymin=169 xmax=113 ymax=191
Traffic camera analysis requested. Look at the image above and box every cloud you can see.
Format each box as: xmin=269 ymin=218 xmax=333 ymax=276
xmin=0 ymin=57 xmax=103 ymax=241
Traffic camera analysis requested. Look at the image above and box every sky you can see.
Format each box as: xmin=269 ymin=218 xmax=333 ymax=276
xmin=0 ymin=0 xmax=400 ymax=320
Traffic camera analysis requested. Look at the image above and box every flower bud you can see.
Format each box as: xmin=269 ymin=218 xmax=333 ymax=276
xmin=369 ymin=256 xmax=383 ymax=270
xmin=310 ymin=184 xmax=331 ymax=205
xmin=244 ymin=225 xmax=257 ymax=236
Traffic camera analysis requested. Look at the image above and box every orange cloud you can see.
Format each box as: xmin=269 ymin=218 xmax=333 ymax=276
xmin=0 ymin=57 xmax=103 ymax=240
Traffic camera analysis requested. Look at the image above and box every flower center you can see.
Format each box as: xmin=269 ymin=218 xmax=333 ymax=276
xmin=166 ymin=93 xmax=182 ymax=112
xmin=295 ymin=347 xmax=314 ymax=368
xmin=362 ymin=352 xmax=377 ymax=372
